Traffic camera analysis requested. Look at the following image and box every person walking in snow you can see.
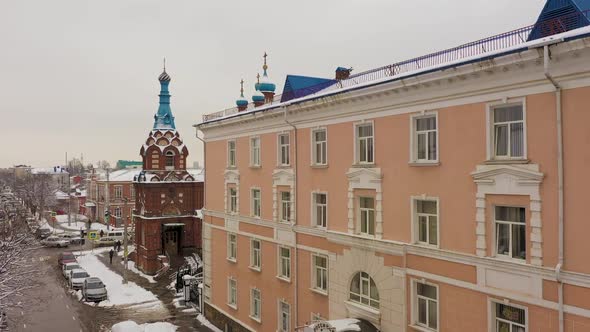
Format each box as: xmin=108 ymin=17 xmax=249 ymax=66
xmin=100 ymin=229 xmax=104 ymax=238
xmin=109 ymin=249 xmax=114 ymax=264
xmin=116 ymin=240 xmax=121 ymax=252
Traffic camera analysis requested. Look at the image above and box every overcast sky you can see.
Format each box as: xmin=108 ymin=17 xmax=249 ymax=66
xmin=0 ymin=0 xmax=546 ymax=168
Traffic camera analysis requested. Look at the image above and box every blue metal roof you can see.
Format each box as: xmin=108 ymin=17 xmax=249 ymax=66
xmin=280 ymin=75 xmax=337 ymax=103
xmin=528 ymin=0 xmax=590 ymax=40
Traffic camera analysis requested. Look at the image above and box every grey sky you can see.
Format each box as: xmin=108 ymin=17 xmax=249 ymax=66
xmin=0 ymin=0 xmax=545 ymax=168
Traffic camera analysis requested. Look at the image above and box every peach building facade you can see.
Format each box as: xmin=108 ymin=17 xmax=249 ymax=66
xmin=196 ymin=8 xmax=590 ymax=332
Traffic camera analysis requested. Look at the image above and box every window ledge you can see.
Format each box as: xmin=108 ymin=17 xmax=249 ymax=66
xmin=227 ymin=303 xmax=238 ymax=310
xmin=276 ymin=165 xmax=291 ymax=169
xmin=276 ymin=276 xmax=291 ymax=283
xmin=310 ymin=288 xmax=328 ymax=297
xmin=226 ymin=166 xmax=237 ymax=170
xmin=226 ymin=258 xmax=237 ymax=264
xmin=409 ymin=324 xmax=437 ymax=332
xmin=415 ymin=242 xmax=440 ymax=249
xmin=408 ymin=161 xmax=440 ymax=167
xmin=249 ymin=165 xmax=261 ymax=169
xmin=249 ymin=315 xmax=262 ymax=324
xmin=485 ymin=158 xmax=530 ymax=165
xmin=310 ymin=164 xmax=329 ymax=169
xmin=249 ymin=266 xmax=261 ymax=272
xmin=493 ymin=255 xmax=527 ymax=265
xmin=351 ymin=163 xmax=376 ymax=168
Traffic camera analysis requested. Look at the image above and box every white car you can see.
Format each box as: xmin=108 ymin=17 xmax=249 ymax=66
xmin=82 ymin=277 xmax=108 ymax=303
xmin=41 ymin=236 xmax=70 ymax=248
xmin=58 ymin=233 xmax=84 ymax=245
xmin=69 ymin=269 xmax=89 ymax=290
xmin=62 ymin=262 xmax=81 ymax=280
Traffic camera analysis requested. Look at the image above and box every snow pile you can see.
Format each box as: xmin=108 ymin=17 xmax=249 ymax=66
xmin=122 ymin=260 xmax=156 ymax=284
xmin=111 ymin=321 xmax=177 ymax=332
xmin=197 ymin=315 xmax=222 ymax=332
xmin=76 ymin=253 xmax=161 ymax=308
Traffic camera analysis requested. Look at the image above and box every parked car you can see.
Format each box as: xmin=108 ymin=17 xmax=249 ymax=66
xmin=105 ymin=230 xmax=124 ymax=242
xmin=41 ymin=236 xmax=70 ymax=248
xmin=58 ymin=233 xmax=85 ymax=245
xmin=69 ymin=269 xmax=89 ymax=290
xmin=36 ymin=227 xmax=52 ymax=239
xmin=82 ymin=277 xmax=107 ymax=303
xmin=93 ymin=237 xmax=116 ymax=247
xmin=62 ymin=262 xmax=81 ymax=279
xmin=58 ymin=252 xmax=77 ymax=267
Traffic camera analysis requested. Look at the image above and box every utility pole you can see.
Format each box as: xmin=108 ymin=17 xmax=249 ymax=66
xmin=67 ymin=152 xmax=71 ymax=227
xmin=123 ymin=197 xmax=129 ymax=284
xmin=105 ymin=168 xmax=110 ymax=230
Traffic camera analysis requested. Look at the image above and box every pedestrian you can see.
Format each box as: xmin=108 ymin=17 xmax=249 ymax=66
xmin=109 ymin=249 xmax=114 ymax=264
xmin=79 ymin=228 xmax=84 ymax=239
xmin=117 ymin=240 xmax=121 ymax=252
xmin=100 ymin=229 xmax=104 ymax=238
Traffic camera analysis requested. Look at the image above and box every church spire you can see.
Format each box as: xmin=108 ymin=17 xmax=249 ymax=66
xmin=153 ymin=60 xmax=175 ymax=130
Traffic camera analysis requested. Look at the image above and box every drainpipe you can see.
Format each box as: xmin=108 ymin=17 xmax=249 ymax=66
xmin=543 ymin=44 xmax=564 ymax=332
xmin=195 ymin=131 xmax=206 ymax=211
xmin=283 ymin=106 xmax=299 ymax=328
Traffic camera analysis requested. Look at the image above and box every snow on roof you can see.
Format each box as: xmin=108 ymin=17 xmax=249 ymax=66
xmin=187 ymin=168 xmax=204 ymax=182
xmin=199 ymin=25 xmax=590 ymax=126
xmin=31 ymin=167 xmax=68 ymax=175
xmin=98 ymin=169 xmax=142 ymax=182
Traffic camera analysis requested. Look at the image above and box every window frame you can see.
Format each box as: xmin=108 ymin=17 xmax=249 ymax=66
xmin=278 ymin=133 xmax=291 ymax=167
xmin=227 ymin=277 xmax=237 ymax=309
xmin=250 ymin=288 xmax=262 ymax=322
xmin=251 ymin=188 xmax=261 ymax=218
xmin=410 ymin=112 xmax=439 ymax=164
xmin=277 ymin=246 xmax=291 ymax=281
xmin=493 ymin=205 xmax=527 ymax=262
xmin=349 ymin=271 xmax=380 ymax=309
xmin=227 ymin=140 xmax=237 ymax=168
xmin=228 ymin=187 xmax=238 ymax=214
xmin=486 ymin=99 xmax=527 ymax=161
xmin=250 ymin=238 xmax=261 ymax=271
xmin=354 ymin=121 xmax=375 ymax=165
xmin=358 ymin=196 xmax=375 ymax=236
xmin=311 ymin=254 xmax=328 ymax=294
xmin=278 ymin=300 xmax=291 ymax=332
xmin=489 ymin=299 xmax=528 ymax=332
xmin=280 ymin=191 xmax=291 ymax=223
xmin=311 ymin=128 xmax=328 ymax=166
xmin=411 ymin=279 xmax=439 ymax=332
xmin=411 ymin=196 xmax=440 ymax=248
xmin=250 ymin=136 xmax=261 ymax=167
xmin=312 ymin=192 xmax=328 ymax=229
xmin=114 ymin=185 xmax=123 ymax=199
xmin=227 ymin=233 xmax=237 ymax=262
xmin=165 ymin=150 xmax=175 ymax=169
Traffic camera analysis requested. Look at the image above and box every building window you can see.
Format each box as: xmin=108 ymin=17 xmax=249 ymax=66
xmin=278 ymin=301 xmax=290 ymax=332
xmin=278 ymin=134 xmax=290 ymax=166
xmin=114 ymin=185 xmax=122 ymax=199
xmin=492 ymin=104 xmax=525 ymax=159
xmin=495 ymin=206 xmax=526 ymax=260
xmin=278 ymin=247 xmax=291 ymax=280
xmin=359 ymin=197 xmax=375 ymax=236
xmin=151 ymin=151 xmax=160 ymax=169
xmin=250 ymin=239 xmax=261 ymax=270
xmin=227 ymin=278 xmax=237 ymax=308
xmin=250 ymin=137 xmax=261 ymax=167
xmin=312 ymin=129 xmax=327 ymax=165
xmin=313 ymin=193 xmax=327 ymax=228
xmin=114 ymin=207 xmax=121 ymax=219
xmin=227 ymin=233 xmax=237 ymax=262
xmin=312 ymin=255 xmax=328 ymax=293
xmin=414 ymin=281 xmax=438 ymax=331
xmin=414 ymin=199 xmax=438 ymax=246
xmin=165 ymin=151 xmax=175 ymax=168
xmin=227 ymin=140 xmax=236 ymax=168
xmin=130 ymin=186 xmax=135 ymax=199
xmin=280 ymin=191 xmax=291 ymax=223
xmin=413 ymin=115 xmax=437 ymax=162
xmin=492 ymin=302 xmax=526 ymax=332
xmin=229 ymin=187 xmax=237 ymax=213
xmin=349 ymin=271 xmax=379 ymax=309
xmin=141 ymin=226 xmax=145 ymax=246
xmin=355 ymin=122 xmax=374 ymax=164
xmin=250 ymin=288 xmax=261 ymax=321
xmin=251 ymin=189 xmax=261 ymax=217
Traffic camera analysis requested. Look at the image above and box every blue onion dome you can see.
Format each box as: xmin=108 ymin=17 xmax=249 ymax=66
xmin=252 ymin=89 xmax=265 ymax=103
xmin=158 ymin=70 xmax=171 ymax=82
xmin=236 ymin=79 xmax=248 ymax=107
xmin=258 ymin=52 xmax=276 ymax=93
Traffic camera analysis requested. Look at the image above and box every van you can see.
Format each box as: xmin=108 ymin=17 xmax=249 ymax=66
xmin=105 ymin=230 xmax=124 ymax=242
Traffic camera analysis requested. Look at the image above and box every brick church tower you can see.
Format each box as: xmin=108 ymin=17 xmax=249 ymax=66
xmin=133 ymin=66 xmax=203 ymax=275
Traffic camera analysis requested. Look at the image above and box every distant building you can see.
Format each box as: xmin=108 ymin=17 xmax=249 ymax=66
xmin=133 ymin=68 xmax=204 ymax=275
xmin=31 ymin=166 xmax=69 ymax=191
xmin=85 ymin=168 xmax=140 ymax=226
xmin=116 ymin=160 xmax=143 ymax=169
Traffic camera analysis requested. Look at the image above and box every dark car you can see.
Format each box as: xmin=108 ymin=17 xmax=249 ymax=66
xmin=36 ymin=227 xmax=52 ymax=239
xmin=58 ymin=252 xmax=76 ymax=267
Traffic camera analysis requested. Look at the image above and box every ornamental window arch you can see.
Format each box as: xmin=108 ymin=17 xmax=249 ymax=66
xmin=349 ymin=271 xmax=380 ymax=309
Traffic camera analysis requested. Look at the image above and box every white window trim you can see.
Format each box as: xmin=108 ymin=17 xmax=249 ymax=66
xmin=409 ymin=111 xmax=439 ymax=164
xmin=227 ymin=233 xmax=237 ymax=263
xmin=357 ymin=196 xmax=376 ymax=237
xmin=311 ymin=191 xmax=328 ymax=229
xmin=277 ymin=246 xmax=291 ymax=282
xmin=278 ymin=300 xmax=291 ymax=332
xmin=250 ymin=136 xmax=261 ymax=167
xmin=250 ymin=288 xmax=262 ymax=323
xmin=277 ymin=133 xmax=291 ymax=167
xmin=353 ymin=120 xmax=375 ymax=165
xmin=227 ymin=277 xmax=237 ymax=309
xmin=251 ymin=187 xmax=261 ymax=218
xmin=486 ymin=98 xmax=527 ymax=161
xmin=492 ymin=205 xmax=527 ymax=263
xmin=410 ymin=196 xmax=440 ymax=248
xmin=280 ymin=191 xmax=291 ymax=223
xmin=488 ymin=298 xmax=528 ymax=332
xmin=114 ymin=185 xmax=123 ymax=199
xmin=410 ymin=279 xmax=440 ymax=332
xmin=227 ymin=186 xmax=238 ymax=215
xmin=249 ymin=238 xmax=261 ymax=271
xmin=227 ymin=139 xmax=237 ymax=168
xmin=311 ymin=127 xmax=328 ymax=166
xmin=311 ymin=254 xmax=328 ymax=295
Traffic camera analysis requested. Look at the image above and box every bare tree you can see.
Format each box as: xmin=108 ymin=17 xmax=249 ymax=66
xmin=96 ymin=160 xmax=111 ymax=170
xmin=67 ymin=158 xmax=85 ymax=176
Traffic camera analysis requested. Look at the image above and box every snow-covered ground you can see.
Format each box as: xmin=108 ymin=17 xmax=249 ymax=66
xmin=54 ymin=214 xmax=107 ymax=232
xmin=76 ymin=253 xmax=162 ymax=308
xmin=38 ymin=218 xmax=64 ymax=234
xmin=111 ymin=321 xmax=177 ymax=332
xmin=197 ymin=315 xmax=222 ymax=332
xmin=121 ymin=260 xmax=156 ymax=284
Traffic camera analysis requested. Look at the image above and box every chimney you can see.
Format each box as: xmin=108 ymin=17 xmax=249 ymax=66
xmin=336 ymin=67 xmax=352 ymax=80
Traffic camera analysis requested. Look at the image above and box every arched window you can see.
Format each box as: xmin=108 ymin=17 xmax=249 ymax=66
xmin=165 ymin=151 xmax=175 ymax=168
xmin=349 ymin=272 xmax=379 ymax=309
